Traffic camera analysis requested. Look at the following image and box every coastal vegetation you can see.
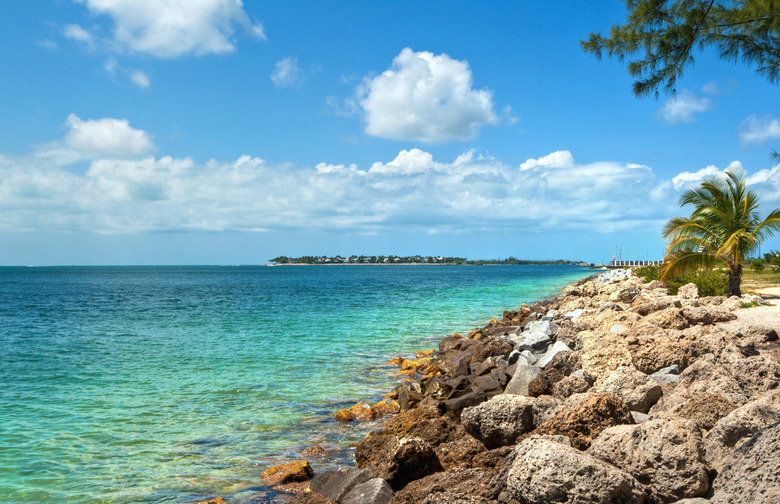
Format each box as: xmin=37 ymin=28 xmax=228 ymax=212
xmin=269 ymin=255 xmax=585 ymax=266
xmin=660 ymin=168 xmax=780 ymax=296
xmin=582 ymin=0 xmax=780 ymax=97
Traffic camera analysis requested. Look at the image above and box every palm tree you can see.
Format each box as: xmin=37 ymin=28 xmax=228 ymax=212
xmin=661 ymin=168 xmax=780 ymax=296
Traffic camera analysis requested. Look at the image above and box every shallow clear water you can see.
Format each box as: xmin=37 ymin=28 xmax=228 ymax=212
xmin=0 ymin=265 xmax=592 ymax=503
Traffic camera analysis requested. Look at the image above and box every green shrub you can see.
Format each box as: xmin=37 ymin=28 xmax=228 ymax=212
xmin=751 ymin=259 xmax=765 ymax=273
xmin=666 ymin=269 xmax=728 ymax=297
xmin=634 ymin=265 xmax=661 ymax=283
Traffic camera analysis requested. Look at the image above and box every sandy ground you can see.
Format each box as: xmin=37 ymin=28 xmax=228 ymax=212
xmin=717 ymin=287 xmax=780 ymax=361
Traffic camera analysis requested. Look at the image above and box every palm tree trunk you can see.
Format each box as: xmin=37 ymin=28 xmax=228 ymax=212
xmin=728 ymin=264 xmax=742 ymax=297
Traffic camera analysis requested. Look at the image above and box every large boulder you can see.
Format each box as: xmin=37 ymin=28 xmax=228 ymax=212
xmin=434 ymin=434 xmax=488 ymax=470
xmin=503 ymin=356 xmax=541 ymax=396
xmin=461 ymin=394 xmax=535 ymax=449
xmin=663 ymin=393 xmax=738 ymax=431
xmin=677 ymin=283 xmax=699 ymax=299
xmin=579 ymin=332 xmax=634 ymax=382
xmin=259 ymin=460 xmax=313 ymax=486
xmin=704 ymin=389 xmax=780 ymax=470
xmin=710 ymin=422 xmax=780 ymax=504
xmin=390 ymin=467 xmax=496 ymax=504
xmin=596 ymin=366 xmax=663 ymax=413
xmin=500 ymin=436 xmax=646 ymax=504
xmin=676 ymin=357 xmax=748 ymax=406
xmin=533 ymin=392 xmax=634 ymax=450
xmin=587 ymin=417 xmax=709 ymax=503
xmin=341 ymin=478 xmax=394 ymax=504
xmin=309 ymin=468 xmax=374 ymax=502
xmin=355 ymin=432 xmax=443 ymax=491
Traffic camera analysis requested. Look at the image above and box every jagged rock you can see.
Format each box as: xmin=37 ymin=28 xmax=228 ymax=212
xmin=461 ymin=394 xmax=535 ymax=449
xmin=390 ymin=467 xmax=497 ymax=504
xmin=342 ymin=478 xmax=394 ymax=504
xmin=580 ymin=332 xmax=633 ymax=382
xmin=535 ymin=341 xmax=572 ymax=369
xmin=503 ymin=356 xmax=541 ymax=396
xmin=434 ymin=434 xmax=488 ymax=470
xmin=552 ymin=375 xmax=591 ymax=399
xmin=587 ymin=417 xmax=709 ymax=502
xmin=704 ymin=390 xmax=780 ymax=470
xmin=646 ymin=308 xmax=690 ymax=330
xmin=609 ymin=282 xmax=641 ymax=303
xmin=596 ymin=366 xmax=663 ymax=413
xmin=289 ymin=494 xmax=337 ymax=504
xmin=398 ymin=382 xmax=424 ymax=410
xmin=309 ymin=468 xmax=374 ymax=502
xmin=260 ymin=460 xmax=313 ymax=486
xmin=710 ymin=421 xmax=780 ymax=504
xmin=678 ymin=283 xmax=699 ymax=299
xmin=445 ymin=389 xmax=487 ymax=418
xmin=737 ymin=325 xmax=779 ymax=345
xmin=532 ymin=392 xmax=634 ymax=450
xmin=355 ymin=432 xmax=443 ymax=491
xmin=677 ymin=357 xmax=748 ymax=406
xmin=665 ymin=393 xmax=738 ymax=431
xmin=372 ymin=399 xmax=401 ymax=418
xmin=511 ymin=330 xmax=552 ymax=354
xmin=349 ymin=401 xmax=376 ymax=421
xmin=650 ymin=364 xmax=681 ymax=384
xmin=500 ymin=435 xmax=646 ymax=504
xmin=723 ymin=354 xmax=780 ymax=400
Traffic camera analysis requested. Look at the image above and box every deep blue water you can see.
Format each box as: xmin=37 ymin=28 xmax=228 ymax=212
xmin=0 ymin=265 xmax=592 ymax=503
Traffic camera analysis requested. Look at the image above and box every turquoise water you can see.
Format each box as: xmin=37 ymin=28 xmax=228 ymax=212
xmin=0 ymin=265 xmax=591 ymax=504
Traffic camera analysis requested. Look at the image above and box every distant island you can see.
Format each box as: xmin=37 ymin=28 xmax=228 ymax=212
xmin=269 ymin=255 xmax=587 ymax=266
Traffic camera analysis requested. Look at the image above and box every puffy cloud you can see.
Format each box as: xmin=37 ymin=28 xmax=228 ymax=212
xmin=738 ymin=114 xmax=780 ymax=145
xmin=62 ymin=114 xmax=155 ymax=157
xmin=64 ymin=23 xmax=93 ymax=44
xmin=671 ymin=161 xmax=743 ymax=190
xmin=658 ymin=91 xmax=711 ymax=124
xmin=356 ymin=48 xmax=497 ymax=142
xmin=130 ymin=70 xmax=150 ymax=88
xmin=75 ymin=0 xmax=264 ymax=58
xmin=520 ymin=150 xmax=574 ymax=171
xmin=369 ymin=149 xmax=438 ymax=175
xmin=271 ymin=57 xmax=302 ymax=88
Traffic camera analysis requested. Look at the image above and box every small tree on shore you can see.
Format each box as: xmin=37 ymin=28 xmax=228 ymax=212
xmin=661 ymin=168 xmax=780 ymax=296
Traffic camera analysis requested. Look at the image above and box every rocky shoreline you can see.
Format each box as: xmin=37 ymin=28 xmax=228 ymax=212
xmin=193 ymin=269 xmax=780 ymax=504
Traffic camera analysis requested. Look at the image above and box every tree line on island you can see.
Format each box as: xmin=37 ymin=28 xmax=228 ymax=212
xmin=269 ymin=255 xmax=584 ymax=266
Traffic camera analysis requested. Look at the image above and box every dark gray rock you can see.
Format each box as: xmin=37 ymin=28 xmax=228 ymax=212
xmin=341 ymin=478 xmax=394 ymax=504
xmin=310 ymin=468 xmax=374 ymax=502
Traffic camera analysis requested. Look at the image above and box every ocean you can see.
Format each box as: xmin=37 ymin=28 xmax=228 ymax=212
xmin=0 ymin=265 xmax=592 ymax=504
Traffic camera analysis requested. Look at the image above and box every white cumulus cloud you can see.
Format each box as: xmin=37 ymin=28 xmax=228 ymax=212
xmin=63 ymin=114 xmax=156 ymax=157
xmin=75 ymin=0 xmax=265 ymax=58
xmin=271 ymin=57 xmax=302 ymax=88
xmin=520 ymin=150 xmax=574 ymax=171
xmin=658 ymin=91 xmax=711 ymax=124
xmin=357 ymin=48 xmax=497 ymax=143
xmin=738 ymin=115 xmax=780 ymax=145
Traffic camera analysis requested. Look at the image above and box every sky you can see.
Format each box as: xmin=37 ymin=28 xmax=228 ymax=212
xmin=1 ymin=0 xmax=780 ymax=265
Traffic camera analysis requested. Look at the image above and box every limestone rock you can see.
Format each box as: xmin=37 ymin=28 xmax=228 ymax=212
xmin=665 ymin=393 xmax=738 ymax=431
xmin=677 ymin=357 xmax=747 ymax=406
xmin=677 ymin=283 xmax=699 ymax=299
xmin=341 ymin=478 xmax=394 ymax=504
xmin=260 ymin=460 xmax=313 ymax=486
xmin=596 ymin=366 xmax=663 ymax=413
xmin=533 ymin=392 xmax=634 ymax=450
xmin=372 ymin=399 xmax=401 ymax=418
xmin=355 ymin=432 xmax=443 ymax=491
xmin=704 ymin=390 xmax=780 ymax=470
xmin=710 ymin=421 xmax=780 ymax=504
xmin=535 ymin=341 xmax=572 ymax=369
xmin=349 ymin=401 xmax=376 ymax=421
xmin=609 ymin=282 xmax=641 ymax=303
xmin=502 ymin=436 xmax=646 ymax=504
xmin=552 ymin=375 xmax=591 ymax=399
xmin=587 ymin=417 xmax=709 ymax=502
xmin=461 ymin=394 xmax=534 ymax=449
xmin=645 ymin=308 xmax=689 ymax=330
xmin=580 ymin=332 xmax=633 ymax=382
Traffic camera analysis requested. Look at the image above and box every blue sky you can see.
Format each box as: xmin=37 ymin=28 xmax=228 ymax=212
xmin=1 ymin=0 xmax=779 ymax=265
